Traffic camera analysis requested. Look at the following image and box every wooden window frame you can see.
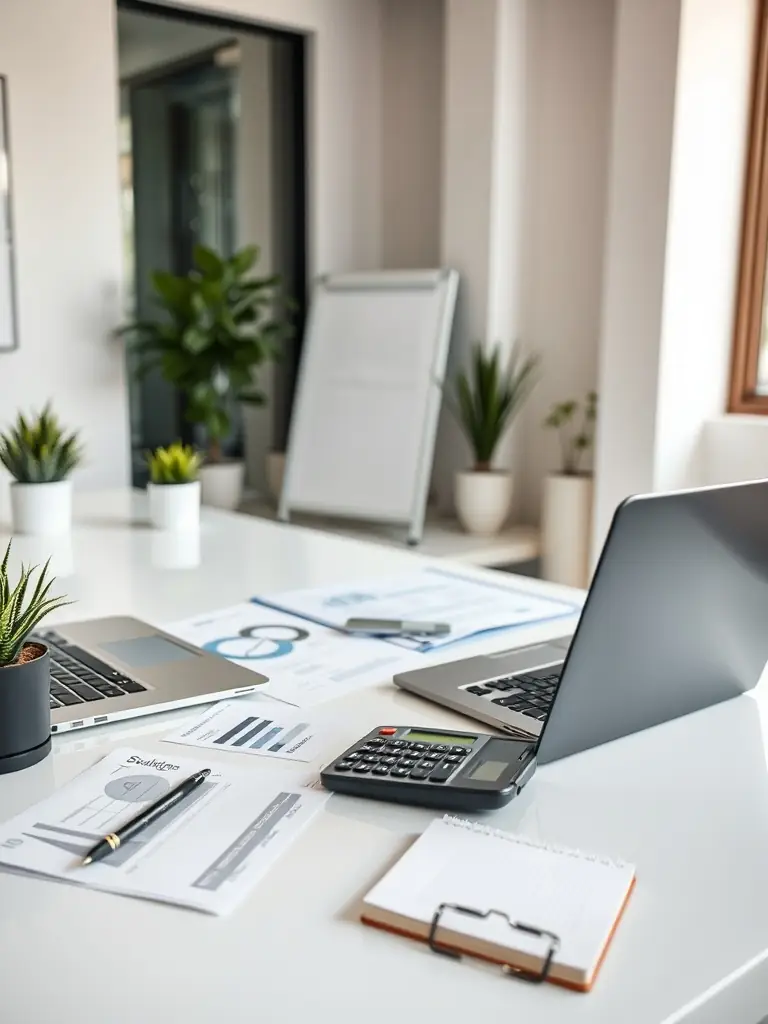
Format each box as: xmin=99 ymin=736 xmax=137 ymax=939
xmin=730 ymin=0 xmax=768 ymax=412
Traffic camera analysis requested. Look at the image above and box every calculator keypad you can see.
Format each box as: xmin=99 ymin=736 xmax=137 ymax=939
xmin=332 ymin=737 xmax=477 ymax=784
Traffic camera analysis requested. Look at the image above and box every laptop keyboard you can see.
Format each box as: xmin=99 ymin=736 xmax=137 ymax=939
xmin=31 ymin=631 xmax=147 ymax=710
xmin=465 ymin=667 xmax=561 ymax=723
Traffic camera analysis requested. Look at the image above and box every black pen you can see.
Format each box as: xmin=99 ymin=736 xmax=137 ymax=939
xmin=80 ymin=768 xmax=211 ymax=866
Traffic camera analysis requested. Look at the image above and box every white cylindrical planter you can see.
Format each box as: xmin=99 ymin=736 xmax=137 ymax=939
xmin=10 ymin=480 xmax=73 ymax=536
xmin=454 ymin=470 xmax=513 ymax=536
xmin=147 ymin=481 xmax=200 ymax=531
xmin=199 ymin=461 xmax=245 ymax=510
xmin=266 ymin=451 xmax=286 ymax=504
xmin=541 ymin=473 xmax=594 ymax=588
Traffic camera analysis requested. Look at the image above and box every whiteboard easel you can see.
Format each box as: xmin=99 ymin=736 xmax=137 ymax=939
xmin=278 ymin=269 xmax=459 ymax=545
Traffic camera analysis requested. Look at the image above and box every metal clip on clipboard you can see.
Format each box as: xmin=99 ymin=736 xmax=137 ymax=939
xmin=427 ymin=902 xmax=561 ymax=984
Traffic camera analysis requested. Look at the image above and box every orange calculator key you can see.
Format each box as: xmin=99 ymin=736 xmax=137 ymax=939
xmin=378 ymin=727 xmax=397 ymax=736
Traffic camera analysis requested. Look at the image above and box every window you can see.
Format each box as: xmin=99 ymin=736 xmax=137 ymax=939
xmin=731 ymin=1 xmax=768 ymax=411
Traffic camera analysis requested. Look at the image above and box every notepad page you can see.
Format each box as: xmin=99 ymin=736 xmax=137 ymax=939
xmin=364 ymin=816 xmax=635 ymax=974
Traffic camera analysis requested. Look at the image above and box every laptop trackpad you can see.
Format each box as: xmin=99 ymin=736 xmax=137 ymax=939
xmin=99 ymin=635 xmax=199 ymax=669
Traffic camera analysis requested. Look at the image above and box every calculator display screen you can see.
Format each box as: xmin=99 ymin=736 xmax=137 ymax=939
xmin=469 ymin=760 xmax=507 ymax=782
xmin=404 ymin=730 xmax=475 ymax=745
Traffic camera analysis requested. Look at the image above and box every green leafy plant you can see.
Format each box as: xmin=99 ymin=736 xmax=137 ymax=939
xmin=0 ymin=404 xmax=83 ymax=483
xmin=544 ymin=391 xmax=598 ymax=475
xmin=0 ymin=542 xmax=71 ymax=667
xmin=120 ymin=244 xmax=294 ymax=463
xmin=447 ymin=342 xmax=539 ymax=470
xmin=146 ymin=443 xmax=202 ymax=485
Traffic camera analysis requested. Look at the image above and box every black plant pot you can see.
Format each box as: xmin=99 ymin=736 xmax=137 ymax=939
xmin=0 ymin=644 xmax=51 ymax=774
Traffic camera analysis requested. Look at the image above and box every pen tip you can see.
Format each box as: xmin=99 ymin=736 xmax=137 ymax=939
xmin=81 ymin=856 xmax=92 ymax=867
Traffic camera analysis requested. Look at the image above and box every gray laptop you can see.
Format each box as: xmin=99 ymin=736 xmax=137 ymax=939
xmin=395 ymin=481 xmax=768 ymax=764
xmin=31 ymin=617 xmax=268 ymax=734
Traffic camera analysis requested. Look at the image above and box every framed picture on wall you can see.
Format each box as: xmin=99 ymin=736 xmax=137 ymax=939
xmin=0 ymin=75 xmax=17 ymax=352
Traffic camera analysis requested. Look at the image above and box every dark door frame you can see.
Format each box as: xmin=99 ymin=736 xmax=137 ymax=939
xmin=117 ymin=0 xmax=308 ymax=455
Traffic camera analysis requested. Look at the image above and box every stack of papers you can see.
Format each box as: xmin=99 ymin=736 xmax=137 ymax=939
xmin=257 ymin=567 xmax=581 ymax=652
xmin=0 ymin=748 xmax=327 ymax=915
xmin=164 ymin=602 xmax=419 ymax=708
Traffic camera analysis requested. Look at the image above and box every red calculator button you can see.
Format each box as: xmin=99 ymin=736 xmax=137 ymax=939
xmin=378 ymin=727 xmax=397 ymax=736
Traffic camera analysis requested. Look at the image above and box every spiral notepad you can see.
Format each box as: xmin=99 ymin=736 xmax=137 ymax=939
xmin=361 ymin=816 xmax=635 ymax=991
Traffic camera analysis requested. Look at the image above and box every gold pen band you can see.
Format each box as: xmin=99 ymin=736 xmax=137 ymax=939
xmin=104 ymin=833 xmax=121 ymax=851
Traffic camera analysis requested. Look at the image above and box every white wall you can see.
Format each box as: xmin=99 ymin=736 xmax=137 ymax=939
xmin=654 ymin=0 xmax=754 ymax=491
xmin=592 ymin=0 xmax=681 ymax=548
xmin=380 ymin=0 xmax=444 ymax=269
xmin=516 ymin=0 xmax=615 ymax=522
xmin=433 ymin=0 xmax=615 ymax=519
xmin=0 ymin=0 xmax=384 ymax=491
xmin=0 ymin=0 xmax=129 ymax=488
xmin=593 ymin=0 xmax=755 ymax=550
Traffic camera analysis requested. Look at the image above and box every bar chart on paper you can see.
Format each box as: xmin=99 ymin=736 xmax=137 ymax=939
xmin=164 ymin=701 xmax=322 ymax=762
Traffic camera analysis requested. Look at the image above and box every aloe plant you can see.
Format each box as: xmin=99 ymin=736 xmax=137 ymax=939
xmin=0 ymin=542 xmax=71 ymax=666
xmin=448 ymin=342 xmax=539 ymax=470
xmin=146 ymin=443 xmax=202 ymax=485
xmin=0 ymin=404 xmax=82 ymax=483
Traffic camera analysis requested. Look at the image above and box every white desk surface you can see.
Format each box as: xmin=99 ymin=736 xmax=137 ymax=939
xmin=1 ymin=490 xmax=767 ymax=1024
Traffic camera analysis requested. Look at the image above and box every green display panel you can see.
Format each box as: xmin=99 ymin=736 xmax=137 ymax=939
xmin=404 ymin=730 xmax=475 ymax=745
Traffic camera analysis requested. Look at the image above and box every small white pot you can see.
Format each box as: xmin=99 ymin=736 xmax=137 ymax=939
xmin=266 ymin=451 xmax=286 ymax=503
xmin=147 ymin=481 xmax=200 ymax=531
xmin=541 ymin=473 xmax=594 ymax=588
xmin=454 ymin=470 xmax=513 ymax=536
xmin=10 ymin=480 xmax=73 ymax=536
xmin=199 ymin=461 xmax=245 ymax=510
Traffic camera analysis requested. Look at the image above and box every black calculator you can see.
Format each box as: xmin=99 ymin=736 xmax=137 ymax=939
xmin=321 ymin=725 xmax=537 ymax=811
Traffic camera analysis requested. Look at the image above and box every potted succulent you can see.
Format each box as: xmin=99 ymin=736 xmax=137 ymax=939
xmin=122 ymin=243 xmax=293 ymax=511
xmin=447 ymin=342 xmax=539 ymax=536
xmin=0 ymin=542 xmax=71 ymax=773
xmin=0 ymin=404 xmax=83 ymax=536
xmin=146 ymin=443 xmax=202 ymax=531
xmin=541 ymin=391 xmax=598 ymax=588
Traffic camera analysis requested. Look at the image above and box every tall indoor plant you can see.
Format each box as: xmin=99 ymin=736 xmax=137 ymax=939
xmin=541 ymin=391 xmax=597 ymax=587
xmin=0 ymin=542 xmax=71 ymax=773
xmin=448 ymin=342 xmax=538 ymax=535
xmin=122 ymin=244 xmax=293 ymax=510
xmin=0 ymin=405 xmax=83 ymax=535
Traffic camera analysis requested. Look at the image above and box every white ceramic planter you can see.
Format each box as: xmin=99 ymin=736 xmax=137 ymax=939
xmin=10 ymin=480 xmax=73 ymax=536
xmin=199 ymin=461 xmax=245 ymax=510
xmin=266 ymin=451 xmax=286 ymax=503
xmin=454 ymin=470 xmax=513 ymax=536
xmin=541 ymin=473 xmax=594 ymax=588
xmin=147 ymin=481 xmax=200 ymax=531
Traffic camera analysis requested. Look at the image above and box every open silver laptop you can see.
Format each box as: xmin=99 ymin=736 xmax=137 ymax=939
xmin=31 ymin=616 xmax=268 ymax=734
xmin=395 ymin=481 xmax=768 ymax=764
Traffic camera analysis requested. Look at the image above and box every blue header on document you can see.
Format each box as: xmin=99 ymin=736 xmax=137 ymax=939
xmin=252 ymin=567 xmax=584 ymax=653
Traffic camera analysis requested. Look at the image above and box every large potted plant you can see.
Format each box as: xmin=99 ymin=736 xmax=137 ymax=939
xmin=448 ymin=342 xmax=539 ymax=536
xmin=123 ymin=243 xmax=292 ymax=510
xmin=541 ymin=391 xmax=597 ymax=588
xmin=146 ymin=443 xmax=202 ymax=531
xmin=0 ymin=405 xmax=82 ymax=535
xmin=0 ymin=542 xmax=71 ymax=773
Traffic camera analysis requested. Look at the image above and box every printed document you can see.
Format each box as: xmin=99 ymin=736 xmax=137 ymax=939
xmin=0 ymin=747 xmax=327 ymax=915
xmin=257 ymin=567 xmax=582 ymax=651
xmin=164 ymin=700 xmax=322 ymax=762
xmin=164 ymin=602 xmax=418 ymax=707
